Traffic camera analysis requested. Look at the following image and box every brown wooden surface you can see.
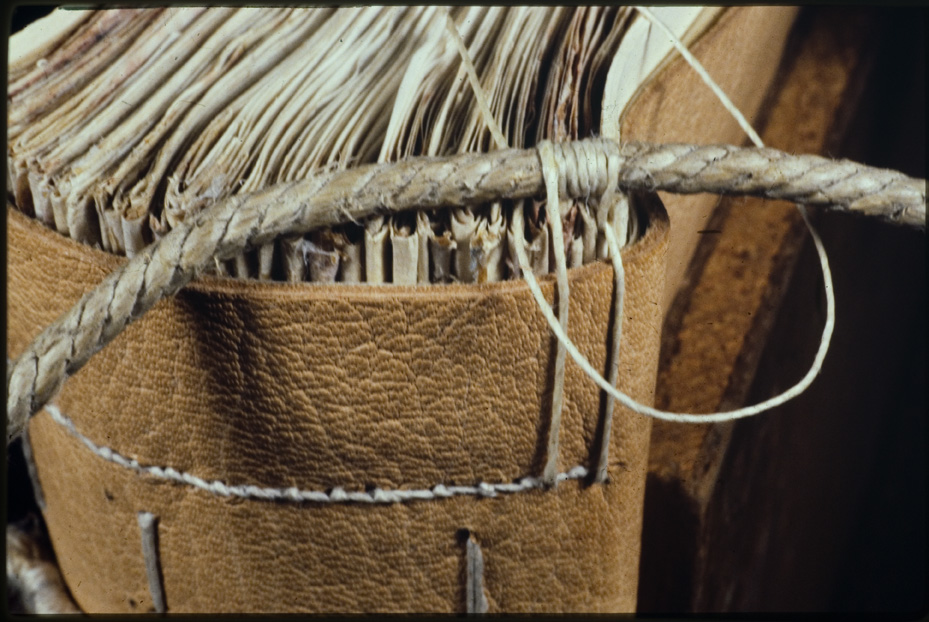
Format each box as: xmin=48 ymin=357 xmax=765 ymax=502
xmin=639 ymin=7 xmax=926 ymax=613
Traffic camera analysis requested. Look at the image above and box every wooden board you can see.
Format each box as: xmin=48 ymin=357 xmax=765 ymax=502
xmin=639 ymin=6 xmax=926 ymax=612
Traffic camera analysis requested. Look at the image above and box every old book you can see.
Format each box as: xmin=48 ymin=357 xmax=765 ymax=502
xmin=7 ymin=7 xmax=803 ymax=614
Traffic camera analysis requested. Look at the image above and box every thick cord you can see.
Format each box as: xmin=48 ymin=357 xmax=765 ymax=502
xmin=6 ymin=140 xmax=924 ymax=443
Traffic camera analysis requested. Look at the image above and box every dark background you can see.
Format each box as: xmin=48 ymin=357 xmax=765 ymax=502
xmin=823 ymin=6 xmax=925 ymax=613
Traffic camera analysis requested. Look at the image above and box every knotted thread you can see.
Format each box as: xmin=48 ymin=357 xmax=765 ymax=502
xmin=530 ymin=140 xmax=630 ymax=486
xmin=5 ymin=142 xmax=925 ymax=444
xmin=510 ymin=6 xmax=837 ymax=438
xmin=484 ymin=5 xmax=837 ymax=484
xmin=536 ymin=141 xmax=570 ymax=487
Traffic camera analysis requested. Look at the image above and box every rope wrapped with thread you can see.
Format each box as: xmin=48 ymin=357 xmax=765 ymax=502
xmin=5 ymin=138 xmax=926 ymax=444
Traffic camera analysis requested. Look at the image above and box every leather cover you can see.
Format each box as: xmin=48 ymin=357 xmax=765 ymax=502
xmin=8 ymin=192 xmax=668 ymax=612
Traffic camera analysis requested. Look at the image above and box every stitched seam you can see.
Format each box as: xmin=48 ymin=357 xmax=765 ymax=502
xmin=44 ymin=404 xmax=590 ymax=505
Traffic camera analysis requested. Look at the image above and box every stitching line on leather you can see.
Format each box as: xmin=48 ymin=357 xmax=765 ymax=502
xmin=465 ymin=534 xmax=489 ymax=614
xmin=137 ymin=511 xmax=167 ymax=613
xmin=43 ymin=403 xmax=590 ymax=504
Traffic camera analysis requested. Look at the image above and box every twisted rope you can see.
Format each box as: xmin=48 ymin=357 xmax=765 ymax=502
xmin=6 ymin=139 xmax=926 ymax=444
xmin=621 ymin=142 xmax=925 ymax=227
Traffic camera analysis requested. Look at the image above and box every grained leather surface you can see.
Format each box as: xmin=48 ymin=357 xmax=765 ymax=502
xmin=8 ymin=192 xmax=668 ymax=613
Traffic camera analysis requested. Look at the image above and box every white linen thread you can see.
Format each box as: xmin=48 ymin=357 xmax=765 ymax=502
xmin=44 ymin=403 xmax=588 ymax=504
xmin=465 ymin=534 xmax=489 ymax=614
xmin=506 ymin=7 xmax=836 ymax=425
xmin=137 ymin=511 xmax=167 ymax=613
xmin=28 ymin=7 xmax=837 ymax=502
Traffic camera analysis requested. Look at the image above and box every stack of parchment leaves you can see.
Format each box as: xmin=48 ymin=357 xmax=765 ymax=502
xmin=8 ymin=6 xmax=718 ymax=283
